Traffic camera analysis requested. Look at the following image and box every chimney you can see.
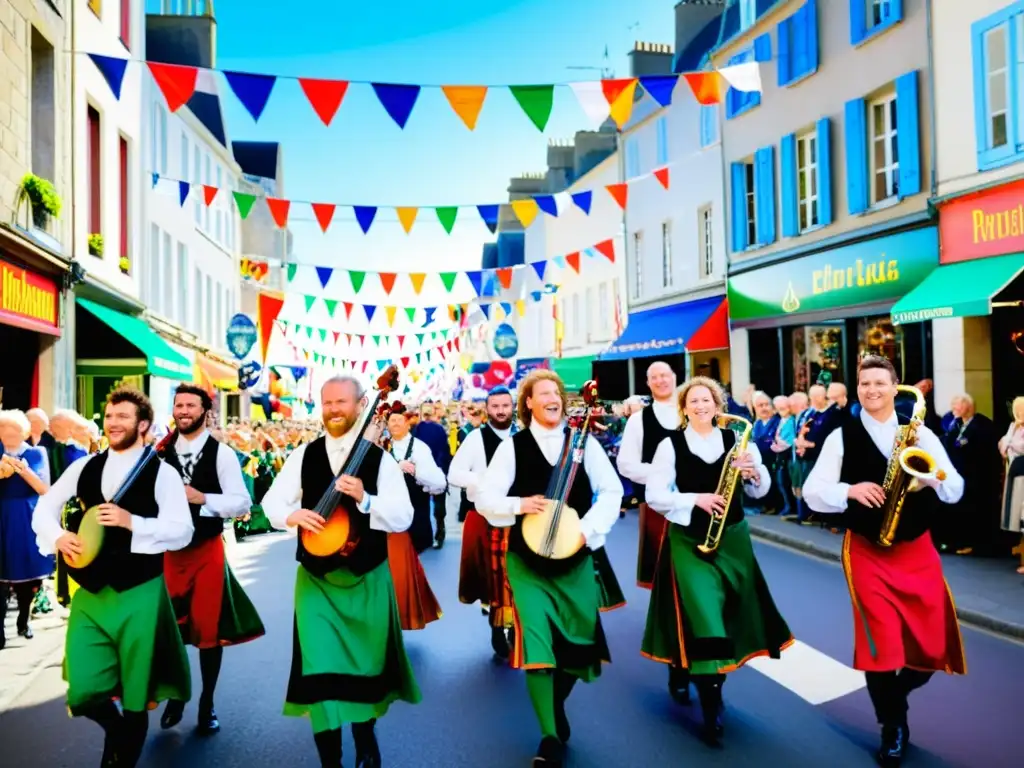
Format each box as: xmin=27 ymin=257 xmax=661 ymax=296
xmin=628 ymin=40 xmax=675 ymax=77
xmin=146 ymin=0 xmax=218 ymax=69
xmin=674 ymin=0 xmax=727 ymax=65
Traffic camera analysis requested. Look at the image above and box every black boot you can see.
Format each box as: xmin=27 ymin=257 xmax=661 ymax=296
xmin=876 ymin=724 xmax=908 ymax=767
xmin=433 ymin=516 xmax=446 ymax=549
xmin=531 ymin=735 xmax=564 ymax=766
xmin=197 ymin=646 xmax=223 ymax=734
xmin=668 ymin=666 xmax=691 ymax=704
xmin=160 ymin=699 xmax=185 ymax=730
xmin=491 ymin=625 xmax=510 ymax=660
xmin=553 ymin=671 xmax=576 ymax=744
xmin=15 ymin=582 xmax=34 ymax=639
xmin=313 ymin=728 xmax=343 ymax=768
xmin=695 ymin=675 xmax=724 ymax=746
xmin=196 ymin=702 xmax=220 ymax=735
xmin=353 ymin=719 xmax=381 ymax=768
xmin=118 ymin=711 xmax=149 ymax=768
xmin=83 ymin=700 xmax=123 ymax=766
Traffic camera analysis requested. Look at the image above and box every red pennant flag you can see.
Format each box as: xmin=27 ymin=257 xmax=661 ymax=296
xmin=311 ymin=203 xmax=336 ymax=233
xmin=606 ymin=183 xmax=628 ymax=209
xmin=401 ymin=356 xmax=410 ymax=368
xmin=298 ymin=78 xmax=350 ymax=126
xmin=438 ymin=346 xmax=447 ymax=360
xmin=343 ymin=302 xmax=354 ymax=319
xmin=266 ymin=198 xmax=290 ymax=228
xmin=147 ymin=62 xmax=198 ymax=112
xmin=379 ymin=273 xmax=397 ymax=295
xmin=653 ymin=166 xmax=670 ymax=190
xmin=397 ymin=335 xmax=406 ymax=349
xmin=446 ymin=340 xmax=454 ymax=352
xmin=594 ymin=239 xmax=616 ymax=263
xmin=361 ymin=361 xmax=368 ymax=373
xmin=601 ymin=78 xmax=634 ymax=104
xmin=454 ymin=338 xmax=461 ymax=352
xmin=496 ymin=267 xmax=513 ymax=289
xmin=331 ymin=330 xmax=341 ymax=345
xmin=345 ymin=333 xmax=353 ymax=345
xmin=565 ymin=252 xmax=581 ymax=273
xmin=202 ymin=185 xmax=218 ymax=206
xmin=682 ymin=72 xmax=727 ymax=106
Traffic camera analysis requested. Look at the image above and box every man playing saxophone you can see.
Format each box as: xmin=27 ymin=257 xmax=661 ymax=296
xmin=642 ymin=377 xmax=793 ymax=747
xmin=802 ymin=356 xmax=965 ymax=768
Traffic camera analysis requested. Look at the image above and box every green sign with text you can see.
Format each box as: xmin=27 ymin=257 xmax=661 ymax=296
xmin=727 ymin=227 xmax=939 ymax=323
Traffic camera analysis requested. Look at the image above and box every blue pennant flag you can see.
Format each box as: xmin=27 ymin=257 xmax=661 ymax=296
xmin=422 ymin=307 xmax=437 ymax=327
xmin=553 ymin=255 xmax=565 ymax=269
xmin=178 ymin=181 xmax=190 ymax=206
xmin=223 ymin=71 xmax=278 ymax=121
xmin=479 ymin=303 xmax=491 ymax=320
xmin=363 ymin=304 xmax=377 ymax=323
xmin=530 ymin=261 xmax=547 ymax=281
xmin=151 ymin=172 xmax=160 ymax=188
xmin=500 ymin=302 xmax=512 ymax=315
xmin=639 ymin=75 xmax=679 ymax=107
xmin=476 ymin=204 xmax=499 ymax=234
xmin=372 ymin=83 xmax=421 ymax=129
xmin=466 ymin=270 xmax=484 ymax=297
xmin=315 ymin=266 xmax=333 ymax=289
xmin=571 ymin=191 xmax=592 ymax=215
xmin=530 ymin=290 xmax=543 ymax=302
xmin=534 ymin=195 xmax=558 ymax=217
xmin=88 ymin=53 xmax=129 ymax=100
xmin=354 ymin=206 xmax=377 ymax=234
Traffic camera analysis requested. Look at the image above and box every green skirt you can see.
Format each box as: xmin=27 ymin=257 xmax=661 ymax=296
xmin=507 ymin=551 xmax=609 ymax=682
xmin=642 ymin=519 xmax=793 ymax=676
xmin=284 ymin=562 xmax=421 ymax=733
xmin=63 ymin=575 xmax=191 ymax=715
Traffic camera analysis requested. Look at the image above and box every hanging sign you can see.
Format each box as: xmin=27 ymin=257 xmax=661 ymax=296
xmin=226 ymin=313 xmax=258 ymax=359
xmin=492 ymin=323 xmax=519 ymax=359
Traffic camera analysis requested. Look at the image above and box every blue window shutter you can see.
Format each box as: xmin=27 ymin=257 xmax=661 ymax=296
xmin=793 ymin=7 xmax=808 ymax=78
xmin=754 ymin=33 xmax=772 ymax=63
xmin=780 ymin=134 xmax=799 ymax=237
xmin=778 ymin=19 xmax=792 ymax=85
xmin=755 ymin=147 xmax=777 ymax=245
xmin=887 ymin=0 xmax=903 ymax=24
xmin=895 ymin=70 xmax=921 ymax=197
xmin=807 ymin=0 xmax=819 ymax=73
xmin=850 ymin=0 xmax=866 ymax=45
xmin=845 ymin=97 xmax=869 ymax=214
xmin=731 ymin=162 xmax=748 ymax=252
xmin=756 ymin=0 xmax=774 ymax=16
xmin=817 ymin=117 xmax=833 ymax=226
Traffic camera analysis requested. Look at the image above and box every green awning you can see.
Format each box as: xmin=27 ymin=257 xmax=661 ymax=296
xmin=890 ymin=253 xmax=1024 ymax=325
xmin=77 ymin=298 xmax=193 ymax=380
xmin=550 ymin=355 xmax=594 ymax=391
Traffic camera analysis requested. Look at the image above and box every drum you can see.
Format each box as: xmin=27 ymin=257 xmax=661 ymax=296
xmin=64 ymin=505 xmax=105 ymax=568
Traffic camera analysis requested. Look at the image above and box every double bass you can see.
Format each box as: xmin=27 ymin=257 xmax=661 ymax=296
xmin=520 ymin=380 xmax=601 ymax=560
xmin=300 ymin=365 xmax=400 ymax=557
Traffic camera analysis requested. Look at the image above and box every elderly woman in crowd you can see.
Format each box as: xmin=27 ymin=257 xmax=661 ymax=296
xmin=999 ymin=396 xmax=1024 ymax=573
xmin=0 ymin=409 xmax=52 ymax=648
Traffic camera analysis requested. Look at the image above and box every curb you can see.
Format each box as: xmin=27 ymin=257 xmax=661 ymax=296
xmin=748 ymin=526 xmax=1024 ymax=642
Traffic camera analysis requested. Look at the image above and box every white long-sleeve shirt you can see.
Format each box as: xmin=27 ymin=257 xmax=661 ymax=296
xmin=802 ymin=408 xmax=964 ymax=513
xmin=388 ymin=434 xmax=447 ymax=495
xmin=174 ymin=430 xmax=251 ymax=519
xmin=32 ymin=446 xmax=194 ymax=556
xmin=646 ymin=427 xmax=771 ymax=527
xmin=261 ymin=433 xmax=414 ymax=533
xmin=447 ymin=425 xmax=512 ymax=504
xmin=476 ymin=421 xmax=624 ymax=550
xmin=616 ymin=400 xmax=679 ymax=486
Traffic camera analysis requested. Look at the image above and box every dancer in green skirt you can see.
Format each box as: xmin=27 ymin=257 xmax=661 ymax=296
xmin=31 ymin=387 xmax=194 ymax=767
xmin=262 ymin=376 xmax=420 ymax=768
xmin=477 ymin=370 xmax=624 ymax=767
xmin=642 ymin=376 xmax=793 ymax=747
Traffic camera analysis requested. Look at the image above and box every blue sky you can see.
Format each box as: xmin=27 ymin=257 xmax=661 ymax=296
xmin=208 ymin=0 xmax=674 ymax=273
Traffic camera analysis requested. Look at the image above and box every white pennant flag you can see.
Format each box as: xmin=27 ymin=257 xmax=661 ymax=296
xmin=569 ymin=81 xmax=611 ymax=129
xmin=719 ymin=62 xmax=762 ymax=93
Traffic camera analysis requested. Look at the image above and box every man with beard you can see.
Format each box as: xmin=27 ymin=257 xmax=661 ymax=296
xmin=448 ymin=386 xmax=518 ymax=659
xmin=261 ymin=376 xmax=420 ymax=768
xmin=32 ymin=387 xmax=193 ymax=767
xmin=477 ymin=371 xmax=624 ymax=767
xmin=157 ymin=384 xmax=265 ymax=734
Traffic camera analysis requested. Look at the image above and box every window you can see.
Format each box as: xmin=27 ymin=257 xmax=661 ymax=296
xmin=778 ymin=0 xmax=819 ymax=87
xmin=571 ymin=294 xmax=580 ymax=344
xmin=598 ymin=283 xmax=610 ymax=328
xmin=180 ymin=134 xmax=188 ymax=181
xmin=700 ymin=105 xmax=718 ymax=147
xmin=625 ymin=137 xmax=640 ymax=179
xmin=193 ymin=269 xmax=203 ymax=335
xmin=205 ymin=275 xmax=213 ymax=342
xmin=584 ymin=286 xmax=594 ymax=340
xmin=699 ymin=205 xmax=714 ymax=278
xmin=204 ymin=154 xmax=211 ymax=231
xmin=149 ymin=224 xmax=161 ymax=307
xmin=120 ymin=0 xmax=130 ymax=50
xmin=215 ymin=165 xmax=223 ymax=242
xmin=730 ymin=149 xmax=775 ymax=251
xmin=973 ymin=7 xmax=1024 ymax=169
xmin=851 ymin=0 xmax=903 ymax=46
xmin=87 ymin=105 xmax=101 ymax=240
xmin=177 ymin=244 xmax=188 ymax=327
xmin=162 ymin=232 xmax=173 ymax=318
xmin=726 ymin=50 xmax=761 ymax=119
xmin=744 ymin=161 xmax=757 ymax=247
xmin=783 ymin=120 xmax=833 ymax=235
xmin=797 ymin=132 xmax=819 ymax=230
xmin=661 ymin=221 xmax=673 ymax=288
xmin=632 ymin=231 xmax=643 ymax=299
xmin=740 ymin=0 xmax=756 ymax=30
xmin=870 ymin=93 xmax=899 ymax=203
xmin=193 ymin=145 xmax=201 ymax=223
xmin=216 ymin=283 xmax=224 ymax=345
xmin=655 ymin=116 xmax=668 ymax=166
xmin=119 ymin=136 xmax=129 ymax=263
xmin=30 ymin=29 xmax=56 ymax=186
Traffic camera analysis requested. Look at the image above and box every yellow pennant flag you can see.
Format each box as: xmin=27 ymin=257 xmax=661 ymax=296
xmin=396 ymin=207 xmax=418 ymax=233
xmin=409 ymin=273 xmax=426 ymax=294
xmin=608 ymin=79 xmax=639 ymax=129
xmin=441 ymin=85 xmax=489 ymax=130
xmin=511 ymin=198 xmax=539 ymax=229
xmin=385 ymin=306 xmax=397 ymax=327
xmin=515 ymin=299 xmax=526 ymax=317
xmin=493 ymin=304 xmax=505 ymax=321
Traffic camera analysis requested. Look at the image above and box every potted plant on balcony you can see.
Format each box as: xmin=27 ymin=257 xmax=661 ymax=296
xmin=119 ymin=255 xmax=130 ymax=275
xmin=88 ymin=233 xmax=103 ymax=257
xmin=20 ymin=173 xmax=62 ymax=229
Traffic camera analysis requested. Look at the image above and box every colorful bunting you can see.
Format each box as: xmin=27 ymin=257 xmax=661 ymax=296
xmin=409 ymin=273 xmax=426 ymax=294
xmin=315 ymin=266 xmax=333 ymax=289
xmin=435 ymin=207 xmax=458 ymax=234
xmin=178 ymin=181 xmax=190 ymax=207
xmin=385 ymin=307 xmax=398 ymax=326
xmin=224 ymin=71 xmax=277 ymax=121
xmin=639 ymin=75 xmax=678 ymax=107
xmin=511 ymin=199 xmax=539 ymax=229
xmin=233 ymin=191 xmax=256 ymax=219
xmin=653 ymin=167 xmax=670 ymax=190
xmin=396 ymin=206 xmax=418 ymax=233
xmin=379 ymin=273 xmax=397 ymax=295
xmin=442 ymin=85 xmax=488 ymax=130
xmin=312 ymin=203 xmax=336 ymax=233
xmin=606 ymin=183 xmax=628 ymax=210
xmin=266 ymin=197 xmax=291 ymax=228
xmin=683 ymin=72 xmax=726 ymax=106
xmin=349 ymin=271 xmax=366 ymax=293
xmin=509 ymin=85 xmax=554 ymax=131
xmin=202 ymin=185 xmax=218 ymax=206
xmin=602 ymin=78 xmax=638 ymax=128
xmin=88 ymin=54 xmax=129 ymax=100
xmin=565 ymin=252 xmax=581 ymax=274
xmin=298 ymin=78 xmax=349 ymax=126
xmin=372 ymin=83 xmax=421 ymax=128
xmin=476 ymin=204 xmax=499 ymax=234
xmin=148 ymin=61 xmax=198 ymax=112
xmin=354 ymin=206 xmax=377 ymax=234
xmin=439 ymin=273 xmax=458 ymax=293
xmin=571 ymin=191 xmax=592 ymax=215
xmin=594 ymin=238 xmax=616 ymax=262
xmin=496 ymin=268 xmax=513 ymax=290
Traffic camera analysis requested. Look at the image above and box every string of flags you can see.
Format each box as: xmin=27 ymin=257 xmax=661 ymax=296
xmin=278 ymin=320 xmax=457 ymax=348
xmin=86 ymin=52 xmax=761 ymax=132
xmin=287 ymin=336 xmax=463 ymax=371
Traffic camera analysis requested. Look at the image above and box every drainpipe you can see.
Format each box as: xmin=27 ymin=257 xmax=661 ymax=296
xmin=925 ymin=0 xmax=938 ymax=197
xmin=70 ymin=0 xmax=77 ymax=261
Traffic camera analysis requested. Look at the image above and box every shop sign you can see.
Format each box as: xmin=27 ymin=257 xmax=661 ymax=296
xmin=727 ymin=227 xmax=939 ymax=324
xmin=939 ymin=179 xmax=1024 ymax=264
xmin=492 ymin=323 xmax=519 ymax=359
xmin=225 ymin=313 xmax=258 ymax=359
xmin=0 ymin=257 xmax=60 ymax=335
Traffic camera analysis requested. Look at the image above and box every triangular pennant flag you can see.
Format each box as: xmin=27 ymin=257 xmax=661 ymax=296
xmin=318 ymin=328 xmax=327 ymax=342
xmin=232 ymin=191 xmax=256 ymax=219
xmin=266 ymin=198 xmax=290 ymax=228
xmin=499 ymin=301 xmax=512 ymax=316
xmin=441 ymin=85 xmax=488 ymax=130
xmin=682 ymin=72 xmax=727 ymax=106
xmin=416 ymin=333 xmax=425 ymax=346
xmin=439 ymin=272 xmax=458 ymax=293
xmin=304 ymin=295 xmax=316 ymax=312
xmin=553 ymin=255 xmax=565 ymax=269
xmin=395 ymin=207 xmax=418 ymax=233
xmin=454 ymin=338 xmax=461 ymax=352
xmin=371 ymin=83 xmax=421 ymax=128
xmin=151 ymin=172 xmax=159 ymax=188
xmin=364 ymin=304 xmax=377 ymax=323
xmin=479 ymin=303 xmax=491 ymax=320
xmin=423 ymin=308 xmax=436 ymax=326
xmin=515 ymin=299 xmax=526 ymax=317
xmin=311 ymin=203 xmax=336 ymax=233
xmin=89 ymin=54 xmax=129 ymax=100
xmin=654 ymin=166 xmax=670 ymax=190
xmin=466 ymin=271 xmax=484 ymax=297
xmin=324 ymin=299 xmax=339 ymax=318
xmin=719 ymin=62 xmax=762 ymax=95
xmin=530 ymin=290 xmax=542 ymax=302
xmin=379 ymin=273 xmax=397 ymax=295
xmin=476 ymin=204 xmax=499 ymax=234
xmin=349 ymin=271 xmax=366 ymax=293
xmin=496 ymin=268 xmax=513 ymax=290
xmin=202 ymin=185 xmax=218 ymax=206
xmin=511 ymin=199 xmax=539 ymax=229
xmin=371 ymin=335 xmax=381 ymax=346
xmin=409 ymin=273 xmax=426 ymax=294
xmin=147 ymin=62 xmax=198 ymax=112
xmin=385 ymin=307 xmax=397 ymax=327
xmin=571 ymin=190 xmax=592 ymax=214
xmin=346 ymin=333 xmax=354 ymax=345
xmin=331 ymin=330 xmax=341 ymax=345
xmin=594 ymin=239 xmax=616 ymax=263
xmin=415 ymin=353 xmax=421 ymax=364
xmin=568 ymin=81 xmax=611 ymax=129
xmin=315 ymin=266 xmax=333 ymax=289
xmin=397 ymin=335 xmax=406 ymax=350
xmin=447 ymin=340 xmax=455 ymax=352
xmin=401 ymin=356 xmax=410 ymax=368
xmin=435 ymin=207 xmax=458 ymax=234
xmin=509 ymin=85 xmax=554 ymax=131
xmin=223 ymin=71 xmax=277 ymax=121
xmin=404 ymin=307 xmax=416 ymax=323
xmin=361 ymin=361 xmax=368 ymax=373
xmin=534 ymin=195 xmax=558 ymax=217
xmin=565 ymin=252 xmax=581 ymax=273
xmin=441 ymin=329 xmax=450 ymax=339
xmin=639 ymin=75 xmax=678 ymax=107
xmin=602 ymin=78 xmax=639 ymax=128
xmin=606 ymin=183 xmax=628 ymax=209
xmin=286 ymin=264 xmax=298 ymax=282
xmin=177 ymin=181 xmax=190 ymax=207
xmin=353 ymin=206 xmax=377 ymax=234
xmin=298 ymin=78 xmax=349 ymax=126
xmin=530 ymin=261 xmax=547 ymax=281
xmin=343 ymin=302 xmax=353 ymax=319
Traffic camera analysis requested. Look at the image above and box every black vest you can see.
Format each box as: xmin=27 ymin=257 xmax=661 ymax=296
xmin=669 ymin=428 xmax=745 ymax=537
xmin=296 ymin=436 xmax=387 ymax=576
xmin=507 ymin=428 xmax=594 ymax=575
xmin=66 ymin=451 xmax=165 ymax=593
xmin=459 ymin=426 xmax=505 ymax=518
xmin=838 ymin=413 xmax=940 ymax=543
xmin=635 ymin=405 xmax=675 ymax=503
xmin=393 ymin=437 xmax=433 ymax=553
xmin=159 ymin=435 xmax=226 ymax=546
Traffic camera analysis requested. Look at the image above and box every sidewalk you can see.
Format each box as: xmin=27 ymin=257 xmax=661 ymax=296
xmin=0 ymin=587 xmax=67 ymax=716
xmin=747 ymin=515 xmax=1024 ymax=640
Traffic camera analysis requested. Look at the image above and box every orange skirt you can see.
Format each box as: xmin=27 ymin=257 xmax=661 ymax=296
xmin=458 ymin=509 xmax=493 ymax=605
xmin=388 ymin=531 xmax=442 ymax=631
xmin=637 ymin=503 xmax=668 ymax=589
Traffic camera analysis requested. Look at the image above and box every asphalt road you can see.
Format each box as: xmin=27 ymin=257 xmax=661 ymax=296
xmin=0 ymin=513 xmax=1018 ymax=767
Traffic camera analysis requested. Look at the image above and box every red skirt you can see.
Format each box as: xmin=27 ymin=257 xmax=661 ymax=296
xmin=458 ymin=509 xmax=492 ymax=606
xmin=388 ymin=531 xmax=442 ymax=631
xmin=842 ymin=531 xmax=966 ymax=674
xmin=637 ymin=503 xmax=668 ymax=590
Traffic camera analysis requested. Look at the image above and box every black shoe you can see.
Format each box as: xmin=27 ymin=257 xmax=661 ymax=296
xmin=554 ymin=700 xmax=570 ymax=744
xmin=17 ymin=624 xmax=32 ymax=639
xmin=698 ymin=685 xmax=724 ymax=747
xmin=531 ymin=736 xmax=564 ymax=766
xmin=197 ymin=704 xmax=220 ymax=735
xmin=491 ymin=626 xmax=510 ymax=660
xmin=434 ymin=527 xmax=446 ymax=549
xmin=668 ymin=667 xmax=691 ymax=705
xmin=353 ymin=720 xmax=381 ymax=768
xmin=876 ymin=724 xmax=907 ymax=767
xmin=160 ymin=700 xmax=185 ymax=730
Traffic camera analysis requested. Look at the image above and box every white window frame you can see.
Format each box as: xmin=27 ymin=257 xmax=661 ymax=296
xmin=661 ymin=220 xmax=673 ymax=288
xmin=176 ymin=243 xmax=188 ymax=327
xmin=698 ymin=205 xmax=714 ymax=278
xmin=193 ymin=145 xmax=201 ymax=223
xmin=161 ymin=231 xmax=173 ymax=319
xmin=744 ymin=161 xmax=757 ymax=247
xmin=598 ymin=283 xmax=609 ymax=337
xmin=180 ymin=133 xmax=188 ymax=182
xmin=655 ymin=116 xmax=668 ymax=166
xmin=215 ymin=164 xmax=223 ymax=243
xmin=193 ymin=269 xmax=203 ymax=336
xmin=203 ymin=153 xmax=212 ymax=232
xmin=984 ymin=22 xmax=1012 ymax=151
xmin=632 ymin=231 xmax=643 ymax=299
xmin=740 ymin=0 xmax=756 ymax=30
xmin=626 ymin=137 xmax=640 ymax=179
xmin=797 ymin=131 xmax=819 ymax=231
xmin=870 ymin=93 xmax=899 ymax=204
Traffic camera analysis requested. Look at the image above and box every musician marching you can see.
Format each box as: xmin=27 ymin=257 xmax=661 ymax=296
xmin=261 ymin=375 xmax=420 ymax=768
xmin=477 ymin=370 xmax=624 ymax=767
xmin=802 ymin=356 xmax=965 ymax=767
xmin=31 ymin=388 xmax=193 ymax=768
xmin=157 ymin=384 xmax=266 ymax=735
xmin=642 ymin=376 xmax=793 ymax=747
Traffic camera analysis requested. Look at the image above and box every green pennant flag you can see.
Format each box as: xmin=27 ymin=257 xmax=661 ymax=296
xmin=330 ymin=357 xmax=336 ymax=368
xmin=318 ymin=328 xmax=327 ymax=342
xmin=324 ymin=299 xmax=338 ymax=317
xmin=509 ymin=85 xmax=554 ymax=131
xmin=304 ymin=326 xmax=313 ymax=339
xmin=372 ymin=335 xmax=381 ymax=346
xmin=233 ymin=191 xmax=257 ymax=219
xmin=404 ymin=307 xmax=416 ymax=323
xmin=292 ymin=324 xmax=301 ymax=336
xmin=349 ymin=271 xmax=366 ymax=293
xmin=426 ymin=350 xmax=432 ymax=361
xmin=435 ymin=206 xmax=458 ymax=234
xmin=416 ymin=333 xmax=425 ymax=345
xmin=441 ymin=328 xmax=450 ymax=339
xmin=415 ymin=352 xmax=422 ymax=363
xmin=439 ymin=272 xmax=458 ymax=293
xmin=286 ymin=263 xmax=297 ymax=282
xmin=430 ymin=332 xmax=437 ymax=341
xmin=304 ymin=295 xmax=316 ymax=312
xmin=280 ymin=319 xmax=290 ymax=329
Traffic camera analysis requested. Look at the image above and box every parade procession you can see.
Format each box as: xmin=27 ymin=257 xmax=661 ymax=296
xmin=1 ymin=1 xmax=1024 ymax=767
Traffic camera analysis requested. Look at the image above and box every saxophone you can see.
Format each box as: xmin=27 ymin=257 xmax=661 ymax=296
xmin=877 ymin=384 xmax=945 ymax=547
xmin=696 ymin=413 xmax=754 ymax=558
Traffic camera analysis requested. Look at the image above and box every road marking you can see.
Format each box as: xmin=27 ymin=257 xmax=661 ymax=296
xmin=745 ymin=639 xmax=865 ymax=705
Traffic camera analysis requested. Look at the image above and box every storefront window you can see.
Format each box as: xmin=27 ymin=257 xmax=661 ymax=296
xmin=857 ymin=315 xmax=905 ymax=381
xmin=792 ymin=324 xmax=844 ymax=390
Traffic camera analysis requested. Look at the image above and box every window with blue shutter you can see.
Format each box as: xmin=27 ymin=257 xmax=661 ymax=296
xmin=817 ymin=117 xmax=833 ymax=226
xmin=971 ymin=4 xmax=1024 ymax=171
xmin=895 ymin=70 xmax=921 ymax=198
xmin=626 ymin=137 xmax=640 ymax=179
xmin=778 ymin=1 xmax=819 ymax=87
xmin=700 ymin=105 xmax=718 ymax=148
xmin=780 ymin=134 xmax=799 ymax=237
xmin=754 ymin=146 xmax=776 ymax=245
xmin=655 ymin=116 xmax=669 ymax=166
xmin=730 ymin=162 xmax=749 ymax=253
xmin=851 ymin=0 xmax=904 ymax=47
xmin=845 ymin=97 xmax=869 ymax=214
xmin=726 ymin=50 xmax=761 ymax=120
xmin=754 ymin=33 xmax=772 ymax=62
